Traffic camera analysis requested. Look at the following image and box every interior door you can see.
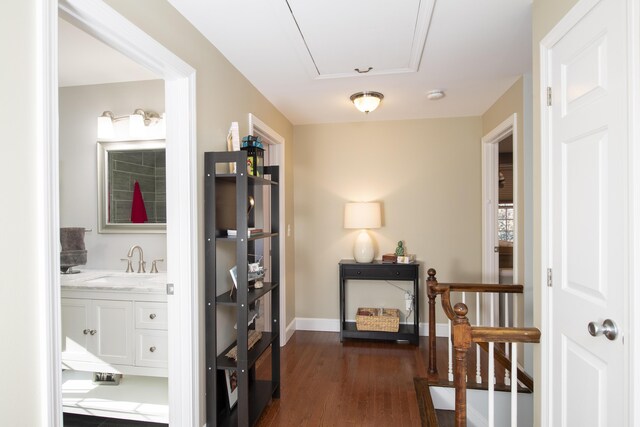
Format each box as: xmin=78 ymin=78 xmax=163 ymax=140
xmin=548 ymin=0 xmax=627 ymax=425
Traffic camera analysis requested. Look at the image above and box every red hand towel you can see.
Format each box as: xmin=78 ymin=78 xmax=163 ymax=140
xmin=131 ymin=181 xmax=148 ymax=223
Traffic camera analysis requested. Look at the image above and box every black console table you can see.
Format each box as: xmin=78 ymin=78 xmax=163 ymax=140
xmin=339 ymin=259 xmax=420 ymax=345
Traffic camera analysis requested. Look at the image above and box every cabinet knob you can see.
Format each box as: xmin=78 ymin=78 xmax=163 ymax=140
xmin=395 ymin=271 xmax=400 ymax=276
xmin=356 ymin=271 xmax=361 ymax=275
xmin=149 ymin=313 xmax=156 ymax=320
xmin=83 ymin=329 xmax=90 ymax=335
xmin=150 ymin=346 xmax=156 ymax=353
xmin=90 ymin=329 xmax=97 ymax=335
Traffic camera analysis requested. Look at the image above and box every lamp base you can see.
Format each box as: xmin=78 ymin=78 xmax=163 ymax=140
xmin=353 ymin=230 xmax=375 ymax=263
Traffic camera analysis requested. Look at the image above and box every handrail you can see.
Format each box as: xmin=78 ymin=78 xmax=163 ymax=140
xmin=426 ymin=267 xmax=541 ymax=427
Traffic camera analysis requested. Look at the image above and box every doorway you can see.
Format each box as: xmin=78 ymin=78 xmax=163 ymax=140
xmin=481 ymin=114 xmax=518 ymax=326
xmin=45 ymin=1 xmax=198 ymax=425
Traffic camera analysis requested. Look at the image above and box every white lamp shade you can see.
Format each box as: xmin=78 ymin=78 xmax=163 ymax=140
xmin=353 ymin=230 xmax=375 ymax=263
xmin=344 ymin=202 xmax=381 ymax=229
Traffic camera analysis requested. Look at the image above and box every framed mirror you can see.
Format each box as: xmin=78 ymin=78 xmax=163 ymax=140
xmin=97 ymin=140 xmax=166 ymax=233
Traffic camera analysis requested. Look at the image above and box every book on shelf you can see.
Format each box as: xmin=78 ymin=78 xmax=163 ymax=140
xmin=226 ymin=228 xmax=263 ymax=237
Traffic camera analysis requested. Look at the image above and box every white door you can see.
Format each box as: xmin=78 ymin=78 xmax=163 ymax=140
xmin=547 ymin=0 xmax=628 ymax=425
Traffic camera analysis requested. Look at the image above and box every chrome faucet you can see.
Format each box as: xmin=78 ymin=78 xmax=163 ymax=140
xmin=127 ymin=245 xmax=146 ymax=273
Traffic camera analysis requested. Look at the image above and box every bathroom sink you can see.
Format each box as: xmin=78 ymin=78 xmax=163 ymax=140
xmin=85 ymin=274 xmax=154 ymax=287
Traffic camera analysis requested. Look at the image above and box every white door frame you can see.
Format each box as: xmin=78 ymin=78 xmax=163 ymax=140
xmin=43 ymin=1 xmax=199 ymax=425
xmin=540 ymin=0 xmax=639 ymax=424
xmin=481 ymin=114 xmax=518 ymax=326
xmin=248 ymin=113 xmax=292 ymax=345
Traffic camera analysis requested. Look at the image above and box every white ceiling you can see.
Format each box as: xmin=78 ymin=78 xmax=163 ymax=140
xmin=59 ymin=0 xmax=532 ymax=126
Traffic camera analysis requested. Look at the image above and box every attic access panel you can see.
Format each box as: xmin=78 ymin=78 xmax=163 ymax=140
xmin=286 ymin=0 xmax=435 ymax=78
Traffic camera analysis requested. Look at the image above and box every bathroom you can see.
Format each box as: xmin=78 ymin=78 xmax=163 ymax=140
xmin=58 ymin=16 xmax=169 ymax=423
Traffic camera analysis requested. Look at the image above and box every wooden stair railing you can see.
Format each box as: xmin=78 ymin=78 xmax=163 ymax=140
xmin=426 ymin=268 xmax=541 ymax=427
xmin=426 ymin=268 xmax=524 ymax=383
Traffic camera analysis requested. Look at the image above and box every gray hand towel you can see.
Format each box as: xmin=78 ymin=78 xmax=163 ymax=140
xmin=60 ymin=227 xmax=86 ymax=251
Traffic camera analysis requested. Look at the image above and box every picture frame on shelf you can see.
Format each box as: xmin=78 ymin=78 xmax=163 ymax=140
xmin=225 ymin=369 xmax=238 ymax=409
xmin=227 ymin=122 xmax=240 ymax=173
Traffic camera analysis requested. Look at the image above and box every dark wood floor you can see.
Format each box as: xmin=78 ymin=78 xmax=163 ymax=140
xmin=256 ymin=331 xmax=429 ymax=426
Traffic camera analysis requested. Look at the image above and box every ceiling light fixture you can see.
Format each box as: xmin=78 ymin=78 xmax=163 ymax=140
xmin=426 ymin=90 xmax=445 ymax=100
xmin=350 ymin=91 xmax=384 ymax=114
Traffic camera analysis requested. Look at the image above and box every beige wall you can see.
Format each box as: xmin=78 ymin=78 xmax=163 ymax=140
xmin=532 ymin=0 xmax=579 ymax=425
xmin=293 ymin=117 xmax=483 ymax=325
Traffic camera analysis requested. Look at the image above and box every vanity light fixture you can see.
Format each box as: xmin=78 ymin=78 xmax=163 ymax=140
xmin=97 ymin=109 xmax=162 ymax=139
xmin=350 ymin=91 xmax=384 ymax=114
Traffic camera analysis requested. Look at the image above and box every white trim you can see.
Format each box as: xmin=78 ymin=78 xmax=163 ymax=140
xmin=285 ymin=318 xmax=297 ymax=343
xmin=627 ymin=1 xmax=640 ymax=425
xmin=539 ymin=1 xmax=604 ymax=425
xmin=294 ymin=318 xmax=449 ymax=337
xmin=248 ymin=113 xmax=289 ymax=347
xmin=52 ymin=1 xmax=199 ymax=426
xmin=38 ymin=1 xmax=62 ymax=425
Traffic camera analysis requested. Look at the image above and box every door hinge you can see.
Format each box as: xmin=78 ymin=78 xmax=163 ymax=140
xmin=166 ymin=283 xmax=175 ymax=295
xmin=547 ymin=87 xmax=552 ymax=107
xmin=547 ymin=268 xmax=553 ymax=287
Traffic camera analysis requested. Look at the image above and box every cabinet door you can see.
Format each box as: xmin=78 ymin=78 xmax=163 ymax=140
xmin=60 ymin=298 xmax=91 ymax=362
xmin=92 ymin=300 xmax=134 ymax=365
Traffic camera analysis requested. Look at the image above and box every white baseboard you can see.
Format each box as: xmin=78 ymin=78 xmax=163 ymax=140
xmin=295 ymin=318 xmax=449 ymax=337
xmin=282 ymin=318 xmax=296 ymax=346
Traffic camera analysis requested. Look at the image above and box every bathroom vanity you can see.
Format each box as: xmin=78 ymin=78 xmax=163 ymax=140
xmin=60 ymin=270 xmax=168 ymax=422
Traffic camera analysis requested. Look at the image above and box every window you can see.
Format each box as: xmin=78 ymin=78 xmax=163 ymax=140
xmin=498 ymin=203 xmax=514 ymax=242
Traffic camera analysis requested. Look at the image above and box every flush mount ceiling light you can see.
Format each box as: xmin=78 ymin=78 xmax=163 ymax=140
xmin=426 ymin=90 xmax=445 ymax=100
xmin=350 ymin=91 xmax=384 ymax=114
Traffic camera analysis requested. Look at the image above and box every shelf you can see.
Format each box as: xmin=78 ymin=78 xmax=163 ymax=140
xmin=342 ymin=321 xmax=418 ymax=343
xmin=216 ymin=282 xmax=279 ymax=306
xmin=218 ymin=380 xmax=279 ymax=427
xmin=214 ymin=174 xmax=279 ymax=186
xmin=216 ymin=232 xmax=279 ymax=241
xmin=216 ymin=331 xmax=279 ymax=370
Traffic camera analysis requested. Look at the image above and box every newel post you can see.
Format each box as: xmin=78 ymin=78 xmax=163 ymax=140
xmin=427 ymin=268 xmax=439 ymax=382
xmin=452 ymin=303 xmax=472 ymax=427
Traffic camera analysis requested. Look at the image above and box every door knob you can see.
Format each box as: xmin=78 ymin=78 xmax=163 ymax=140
xmin=588 ymin=319 xmax=618 ymax=341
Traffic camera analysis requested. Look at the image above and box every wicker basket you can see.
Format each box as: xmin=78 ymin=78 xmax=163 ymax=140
xmin=355 ymin=307 xmax=400 ymax=332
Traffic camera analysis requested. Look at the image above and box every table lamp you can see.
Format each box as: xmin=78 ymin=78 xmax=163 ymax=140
xmin=344 ymin=202 xmax=381 ymax=263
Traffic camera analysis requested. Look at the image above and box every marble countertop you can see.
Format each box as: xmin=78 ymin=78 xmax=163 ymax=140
xmin=61 ymin=269 xmax=166 ymax=293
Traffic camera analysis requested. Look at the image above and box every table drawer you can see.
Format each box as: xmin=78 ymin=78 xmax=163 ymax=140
xmin=135 ymin=330 xmax=168 ymax=368
xmin=341 ymin=264 xmax=417 ymax=280
xmin=135 ymin=302 xmax=168 ymax=330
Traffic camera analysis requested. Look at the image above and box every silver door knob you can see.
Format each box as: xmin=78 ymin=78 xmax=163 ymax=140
xmin=588 ymin=319 xmax=618 ymax=341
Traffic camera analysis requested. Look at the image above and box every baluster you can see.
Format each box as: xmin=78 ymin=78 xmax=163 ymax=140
xmin=490 ymin=293 xmax=496 ymax=390
xmin=448 ymin=319 xmax=454 ymax=381
xmin=504 ymin=293 xmax=511 ymax=386
xmin=427 ymin=269 xmax=438 ymax=382
xmin=462 ymin=291 xmax=467 ymax=383
xmin=511 ymin=342 xmax=518 ymax=427
xmin=452 ymin=303 xmax=471 ymax=427
xmin=488 ymin=341 xmax=495 ymax=427
xmin=475 ymin=291 xmax=481 ymax=383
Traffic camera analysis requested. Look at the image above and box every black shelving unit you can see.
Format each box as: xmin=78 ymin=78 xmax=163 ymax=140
xmin=205 ymin=151 xmax=280 ymax=426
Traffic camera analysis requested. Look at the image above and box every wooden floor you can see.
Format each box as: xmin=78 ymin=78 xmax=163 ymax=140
xmin=256 ymin=331 xmax=429 ymax=426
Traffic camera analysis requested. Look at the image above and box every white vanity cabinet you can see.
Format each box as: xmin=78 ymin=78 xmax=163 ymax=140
xmin=61 ymin=298 xmax=134 ymax=366
xmin=61 ymin=287 xmax=167 ymax=377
